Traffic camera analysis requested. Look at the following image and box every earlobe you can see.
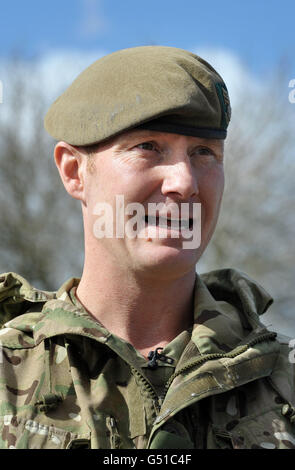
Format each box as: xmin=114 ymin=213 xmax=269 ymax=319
xmin=54 ymin=141 xmax=85 ymax=202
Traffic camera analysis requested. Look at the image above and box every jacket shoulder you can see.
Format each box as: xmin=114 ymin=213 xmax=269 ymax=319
xmin=267 ymin=333 xmax=295 ymax=407
xmin=200 ymin=268 xmax=273 ymax=314
xmin=0 ymin=272 xmax=56 ymax=327
xmin=200 ymin=268 xmax=273 ymax=330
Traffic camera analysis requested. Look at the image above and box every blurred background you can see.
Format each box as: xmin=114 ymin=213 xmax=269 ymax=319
xmin=0 ymin=0 xmax=294 ymax=335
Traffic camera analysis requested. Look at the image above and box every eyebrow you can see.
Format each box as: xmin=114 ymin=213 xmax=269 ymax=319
xmin=115 ymin=130 xmax=223 ymax=148
xmin=114 ymin=130 xmax=164 ymax=148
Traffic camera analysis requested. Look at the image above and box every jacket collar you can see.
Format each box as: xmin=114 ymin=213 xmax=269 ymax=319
xmin=192 ymin=269 xmax=273 ymax=355
xmin=3 ymin=269 xmax=274 ymax=358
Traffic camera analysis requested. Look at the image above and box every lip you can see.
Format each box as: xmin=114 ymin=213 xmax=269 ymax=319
xmin=144 ymin=215 xmax=193 ymax=230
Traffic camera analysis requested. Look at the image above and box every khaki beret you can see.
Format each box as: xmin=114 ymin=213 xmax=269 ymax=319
xmin=44 ymin=46 xmax=231 ymax=145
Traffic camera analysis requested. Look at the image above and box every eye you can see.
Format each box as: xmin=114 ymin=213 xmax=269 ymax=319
xmin=194 ymin=146 xmax=215 ymax=157
xmin=190 ymin=146 xmax=223 ymax=164
xmin=135 ymin=141 xmax=158 ymax=152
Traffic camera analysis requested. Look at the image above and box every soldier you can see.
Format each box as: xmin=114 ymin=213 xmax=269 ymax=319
xmin=0 ymin=46 xmax=295 ymax=449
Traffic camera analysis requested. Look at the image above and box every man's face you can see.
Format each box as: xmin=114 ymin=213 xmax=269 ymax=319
xmin=81 ymin=129 xmax=224 ymax=279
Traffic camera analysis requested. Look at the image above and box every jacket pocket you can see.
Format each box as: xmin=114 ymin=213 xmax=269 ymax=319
xmin=0 ymin=415 xmax=90 ymax=449
xmin=212 ymin=406 xmax=295 ymax=449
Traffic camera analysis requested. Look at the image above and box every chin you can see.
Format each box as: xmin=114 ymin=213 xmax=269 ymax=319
xmin=136 ymin=242 xmax=200 ymax=278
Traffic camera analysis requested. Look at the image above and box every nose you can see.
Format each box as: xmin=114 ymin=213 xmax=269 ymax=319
xmin=161 ymin=159 xmax=199 ymax=200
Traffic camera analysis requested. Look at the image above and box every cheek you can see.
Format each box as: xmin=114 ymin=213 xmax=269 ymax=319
xmin=199 ymin=167 xmax=224 ymax=204
xmin=86 ymin=161 xmax=157 ymax=214
xmin=85 ymin=162 xmax=118 ymax=203
xmin=199 ymin=167 xmax=224 ymax=212
xmin=110 ymin=164 xmax=159 ymax=204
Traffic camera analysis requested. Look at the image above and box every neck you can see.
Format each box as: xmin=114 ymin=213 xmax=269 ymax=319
xmin=76 ymin=249 xmax=196 ymax=356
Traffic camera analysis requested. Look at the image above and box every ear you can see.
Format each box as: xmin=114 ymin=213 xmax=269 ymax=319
xmin=54 ymin=141 xmax=86 ymax=202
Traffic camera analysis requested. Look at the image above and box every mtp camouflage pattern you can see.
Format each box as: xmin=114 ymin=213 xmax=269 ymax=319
xmin=0 ymin=269 xmax=295 ymax=449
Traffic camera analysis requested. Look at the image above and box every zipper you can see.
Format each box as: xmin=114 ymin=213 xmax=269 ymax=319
xmin=162 ymin=331 xmax=277 ymax=398
xmin=130 ymin=366 xmax=162 ymax=411
xmin=122 ymin=331 xmax=276 ymax=422
xmin=146 ymin=330 xmax=277 ymax=448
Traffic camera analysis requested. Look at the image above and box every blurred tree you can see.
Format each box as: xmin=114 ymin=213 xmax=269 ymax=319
xmin=0 ymin=59 xmax=84 ymax=289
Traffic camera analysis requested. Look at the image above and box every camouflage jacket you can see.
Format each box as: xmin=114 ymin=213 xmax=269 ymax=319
xmin=0 ymin=269 xmax=294 ymax=449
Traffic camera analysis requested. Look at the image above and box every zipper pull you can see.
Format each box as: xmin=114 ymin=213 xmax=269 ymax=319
xmin=147 ymin=349 xmax=159 ymax=369
xmin=147 ymin=347 xmax=174 ymax=369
